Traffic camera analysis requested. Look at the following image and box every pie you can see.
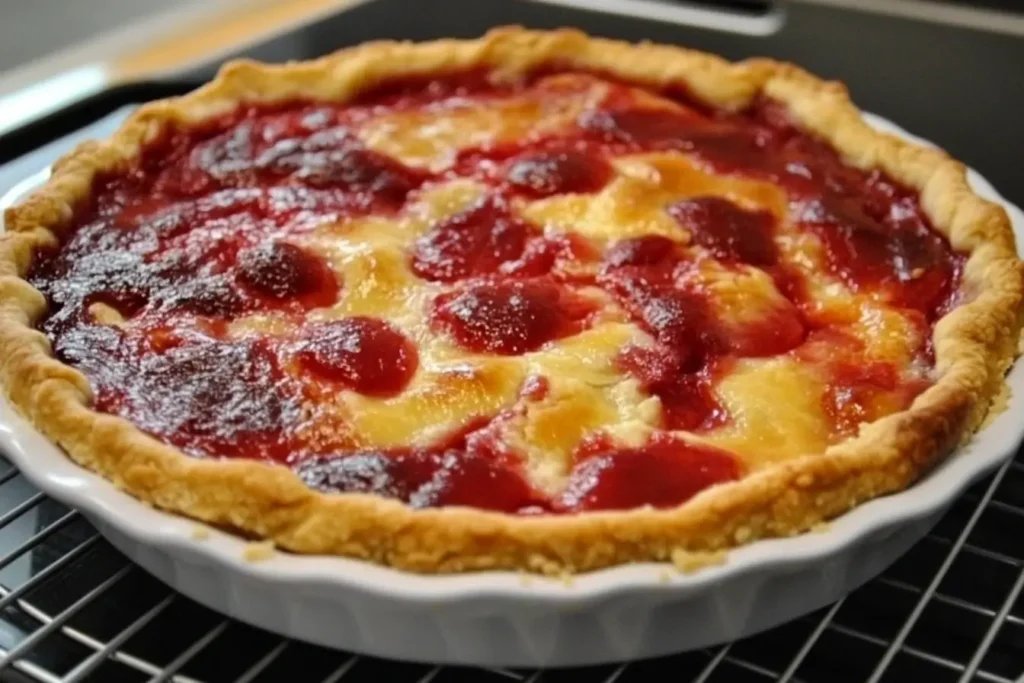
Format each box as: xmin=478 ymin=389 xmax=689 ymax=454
xmin=1 ymin=28 xmax=1020 ymax=575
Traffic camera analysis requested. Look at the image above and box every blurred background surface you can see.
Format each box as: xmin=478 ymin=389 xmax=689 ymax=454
xmin=4 ymin=0 xmax=1024 ymax=76
xmin=0 ymin=0 xmax=232 ymax=74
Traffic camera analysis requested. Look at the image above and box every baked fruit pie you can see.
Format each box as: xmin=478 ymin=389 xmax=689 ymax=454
xmin=1 ymin=29 xmax=1021 ymax=574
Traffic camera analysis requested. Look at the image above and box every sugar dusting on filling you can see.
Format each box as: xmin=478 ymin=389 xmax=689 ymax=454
xmin=29 ymin=71 xmax=961 ymax=514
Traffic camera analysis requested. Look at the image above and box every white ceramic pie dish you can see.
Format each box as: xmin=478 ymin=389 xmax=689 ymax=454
xmin=0 ymin=111 xmax=1022 ymax=668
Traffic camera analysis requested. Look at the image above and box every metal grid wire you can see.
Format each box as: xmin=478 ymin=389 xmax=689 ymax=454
xmin=0 ymin=454 xmax=1020 ymax=683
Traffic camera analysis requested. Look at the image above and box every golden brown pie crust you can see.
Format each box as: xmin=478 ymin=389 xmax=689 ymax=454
xmin=1 ymin=28 xmax=1021 ymax=574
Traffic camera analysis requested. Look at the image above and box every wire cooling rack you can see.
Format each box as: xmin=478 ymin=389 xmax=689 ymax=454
xmin=0 ymin=456 xmax=1021 ymax=683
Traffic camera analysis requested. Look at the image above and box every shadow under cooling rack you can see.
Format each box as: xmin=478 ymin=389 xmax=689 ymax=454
xmin=0 ymin=454 xmax=1021 ymax=683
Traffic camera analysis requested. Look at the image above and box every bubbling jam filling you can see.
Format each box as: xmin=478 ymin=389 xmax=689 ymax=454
xmin=504 ymin=144 xmax=614 ymax=198
xmin=562 ymin=433 xmax=742 ymax=511
xmin=432 ymin=279 xmax=597 ymax=355
xmin=295 ymin=421 xmax=550 ymax=513
xmin=296 ymin=318 xmax=418 ymax=397
xmin=27 ymin=69 xmax=962 ymax=514
xmin=668 ymin=197 xmax=778 ymax=267
xmin=411 ymin=196 xmax=536 ymax=282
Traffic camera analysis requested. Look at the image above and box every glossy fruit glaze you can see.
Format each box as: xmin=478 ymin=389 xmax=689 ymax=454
xmin=28 ymin=70 xmax=961 ymax=514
